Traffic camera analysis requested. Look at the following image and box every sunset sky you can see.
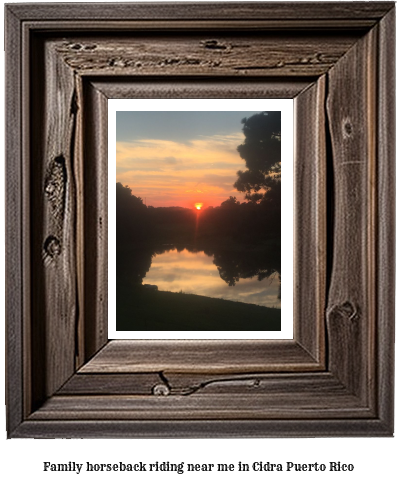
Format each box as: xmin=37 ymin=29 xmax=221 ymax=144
xmin=116 ymin=111 xmax=261 ymax=208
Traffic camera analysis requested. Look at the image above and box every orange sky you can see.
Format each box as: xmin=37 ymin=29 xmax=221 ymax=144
xmin=116 ymin=132 xmax=248 ymax=208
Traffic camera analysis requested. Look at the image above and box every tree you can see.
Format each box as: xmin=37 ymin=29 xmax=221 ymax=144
xmin=234 ymin=112 xmax=281 ymax=204
xmin=220 ymin=196 xmax=240 ymax=208
xmin=116 ymin=183 xmax=149 ymax=249
xmin=116 ymin=182 xmax=146 ymax=209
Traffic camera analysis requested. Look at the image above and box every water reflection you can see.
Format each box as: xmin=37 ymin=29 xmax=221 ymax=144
xmin=143 ymin=248 xmax=280 ymax=308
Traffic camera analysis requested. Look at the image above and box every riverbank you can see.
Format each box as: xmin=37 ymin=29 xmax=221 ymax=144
xmin=117 ymin=286 xmax=281 ymax=332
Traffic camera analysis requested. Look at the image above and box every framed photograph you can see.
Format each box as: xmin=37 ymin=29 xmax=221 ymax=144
xmin=108 ymin=99 xmax=294 ymax=340
xmin=5 ymin=2 xmax=395 ymax=437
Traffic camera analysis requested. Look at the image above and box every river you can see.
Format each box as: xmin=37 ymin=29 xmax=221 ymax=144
xmin=143 ymin=248 xmax=280 ymax=308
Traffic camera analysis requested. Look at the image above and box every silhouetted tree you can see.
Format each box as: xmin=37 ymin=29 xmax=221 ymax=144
xmin=116 ymin=182 xmax=150 ymax=252
xmin=116 ymin=182 xmax=146 ymax=209
xmin=220 ymin=196 xmax=241 ymax=208
xmin=234 ymin=112 xmax=281 ymax=205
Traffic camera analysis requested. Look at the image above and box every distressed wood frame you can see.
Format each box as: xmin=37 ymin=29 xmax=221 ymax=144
xmin=5 ymin=2 xmax=395 ymax=438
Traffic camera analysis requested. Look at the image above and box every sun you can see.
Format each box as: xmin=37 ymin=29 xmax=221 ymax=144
xmin=195 ymin=203 xmax=203 ymax=210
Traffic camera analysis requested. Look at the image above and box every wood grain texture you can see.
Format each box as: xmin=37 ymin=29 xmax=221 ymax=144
xmin=79 ymin=340 xmax=320 ymax=374
xmin=74 ymin=75 xmax=85 ymax=370
xmin=161 ymin=371 xmax=348 ymax=396
xmin=5 ymin=6 xmax=24 ymax=436
xmin=58 ymin=372 xmax=162 ymax=395
xmin=60 ymin=371 xmax=352 ymax=397
xmin=92 ymin=78 xmax=312 ymax=100
xmin=326 ymin=27 xmax=377 ymax=405
xmin=30 ymin=38 xmax=78 ymax=404
xmin=294 ymin=76 xmax=326 ymax=363
xmin=20 ymin=19 xmax=384 ymax=33
xmin=53 ymin=33 xmax=361 ymax=78
xmin=82 ymin=76 xmax=326 ymax=376
xmin=81 ymin=81 xmax=108 ymax=362
xmin=375 ymin=7 xmax=395 ymax=432
xmin=13 ymin=418 xmax=391 ymax=439
xmin=32 ymin=372 xmax=373 ymax=420
xmin=7 ymin=2 xmax=394 ymax=22
xmin=29 ymin=396 xmax=372 ymax=421
xmin=5 ymin=2 xmax=395 ymax=438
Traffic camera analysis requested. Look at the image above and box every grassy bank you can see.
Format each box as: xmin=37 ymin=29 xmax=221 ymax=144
xmin=117 ymin=286 xmax=280 ymax=332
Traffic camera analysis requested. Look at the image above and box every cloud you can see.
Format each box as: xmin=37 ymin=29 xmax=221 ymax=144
xmin=164 ymin=156 xmax=178 ymax=165
xmin=116 ymin=133 xmax=247 ymax=207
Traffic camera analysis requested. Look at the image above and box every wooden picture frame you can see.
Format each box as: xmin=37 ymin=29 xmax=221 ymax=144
xmin=5 ymin=2 xmax=395 ymax=438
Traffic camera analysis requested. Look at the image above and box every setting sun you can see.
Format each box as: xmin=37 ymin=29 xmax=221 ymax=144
xmin=195 ymin=203 xmax=203 ymax=210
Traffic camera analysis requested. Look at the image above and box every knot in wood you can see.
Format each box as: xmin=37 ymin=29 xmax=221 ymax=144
xmin=152 ymin=383 xmax=170 ymax=396
xmin=44 ymin=236 xmax=61 ymax=259
xmin=201 ymin=39 xmax=227 ymax=50
xmin=83 ymin=44 xmax=97 ymax=51
xmin=44 ymin=181 xmax=56 ymax=196
xmin=329 ymin=301 xmax=358 ymax=322
xmin=342 ymin=118 xmax=353 ymax=138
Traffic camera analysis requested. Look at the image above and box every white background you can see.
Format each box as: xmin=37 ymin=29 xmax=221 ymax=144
xmin=108 ymin=98 xmax=294 ymax=339
xmin=1 ymin=1 xmax=397 ymax=486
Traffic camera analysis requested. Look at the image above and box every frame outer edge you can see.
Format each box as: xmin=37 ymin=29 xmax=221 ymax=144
xmin=5 ymin=2 xmax=395 ymax=21
xmin=5 ymin=2 xmax=395 ymax=438
xmin=5 ymin=6 xmax=24 ymax=436
xmin=11 ymin=418 xmax=393 ymax=439
xmin=376 ymin=7 xmax=395 ymax=433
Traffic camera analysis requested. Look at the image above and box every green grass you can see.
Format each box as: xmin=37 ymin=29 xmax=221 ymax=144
xmin=117 ymin=286 xmax=281 ymax=332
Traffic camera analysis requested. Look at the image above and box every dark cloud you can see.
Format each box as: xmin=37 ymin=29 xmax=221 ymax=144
xmin=164 ymin=156 xmax=178 ymax=165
